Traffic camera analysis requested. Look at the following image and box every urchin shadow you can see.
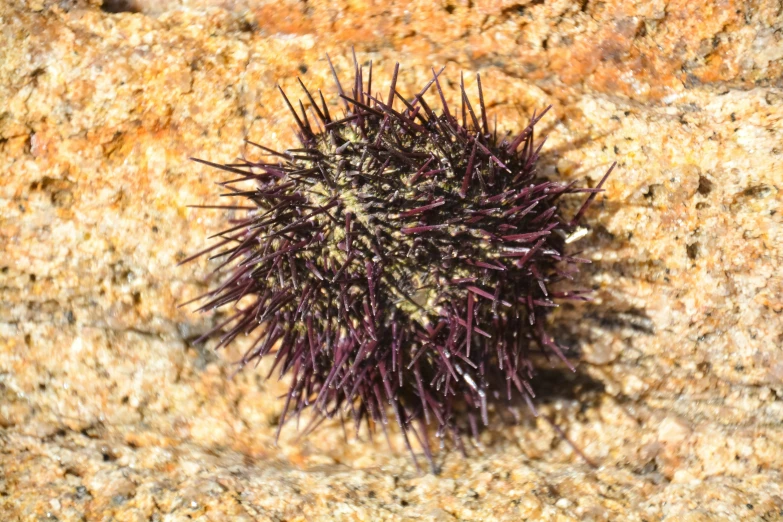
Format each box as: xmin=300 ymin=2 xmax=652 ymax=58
xmin=458 ymin=148 xmax=653 ymax=467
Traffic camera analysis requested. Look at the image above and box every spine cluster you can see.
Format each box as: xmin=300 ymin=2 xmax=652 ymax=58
xmin=184 ymin=52 xmax=613 ymax=471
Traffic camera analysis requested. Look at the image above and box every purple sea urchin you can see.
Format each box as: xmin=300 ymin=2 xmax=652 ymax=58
xmin=183 ymin=53 xmax=613 ymax=471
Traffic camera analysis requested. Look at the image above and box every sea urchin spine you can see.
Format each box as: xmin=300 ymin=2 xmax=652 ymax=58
xmin=182 ymin=53 xmax=614 ymax=471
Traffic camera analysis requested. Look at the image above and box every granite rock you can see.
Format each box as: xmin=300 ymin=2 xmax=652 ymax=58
xmin=1 ymin=0 xmax=782 ymax=520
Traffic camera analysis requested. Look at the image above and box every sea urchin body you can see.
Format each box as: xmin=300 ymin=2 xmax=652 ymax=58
xmin=183 ymin=53 xmax=613 ymax=471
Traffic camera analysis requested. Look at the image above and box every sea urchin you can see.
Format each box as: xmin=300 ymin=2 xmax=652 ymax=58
xmin=182 ymin=52 xmax=613 ymax=471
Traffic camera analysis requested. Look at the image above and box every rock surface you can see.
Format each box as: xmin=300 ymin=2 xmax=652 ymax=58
xmin=1 ymin=0 xmax=782 ymax=520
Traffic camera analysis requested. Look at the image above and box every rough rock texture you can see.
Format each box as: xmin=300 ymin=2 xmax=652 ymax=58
xmin=1 ymin=0 xmax=782 ymax=520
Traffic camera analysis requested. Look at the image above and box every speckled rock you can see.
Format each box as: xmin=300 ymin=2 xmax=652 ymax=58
xmin=1 ymin=0 xmax=782 ymax=520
